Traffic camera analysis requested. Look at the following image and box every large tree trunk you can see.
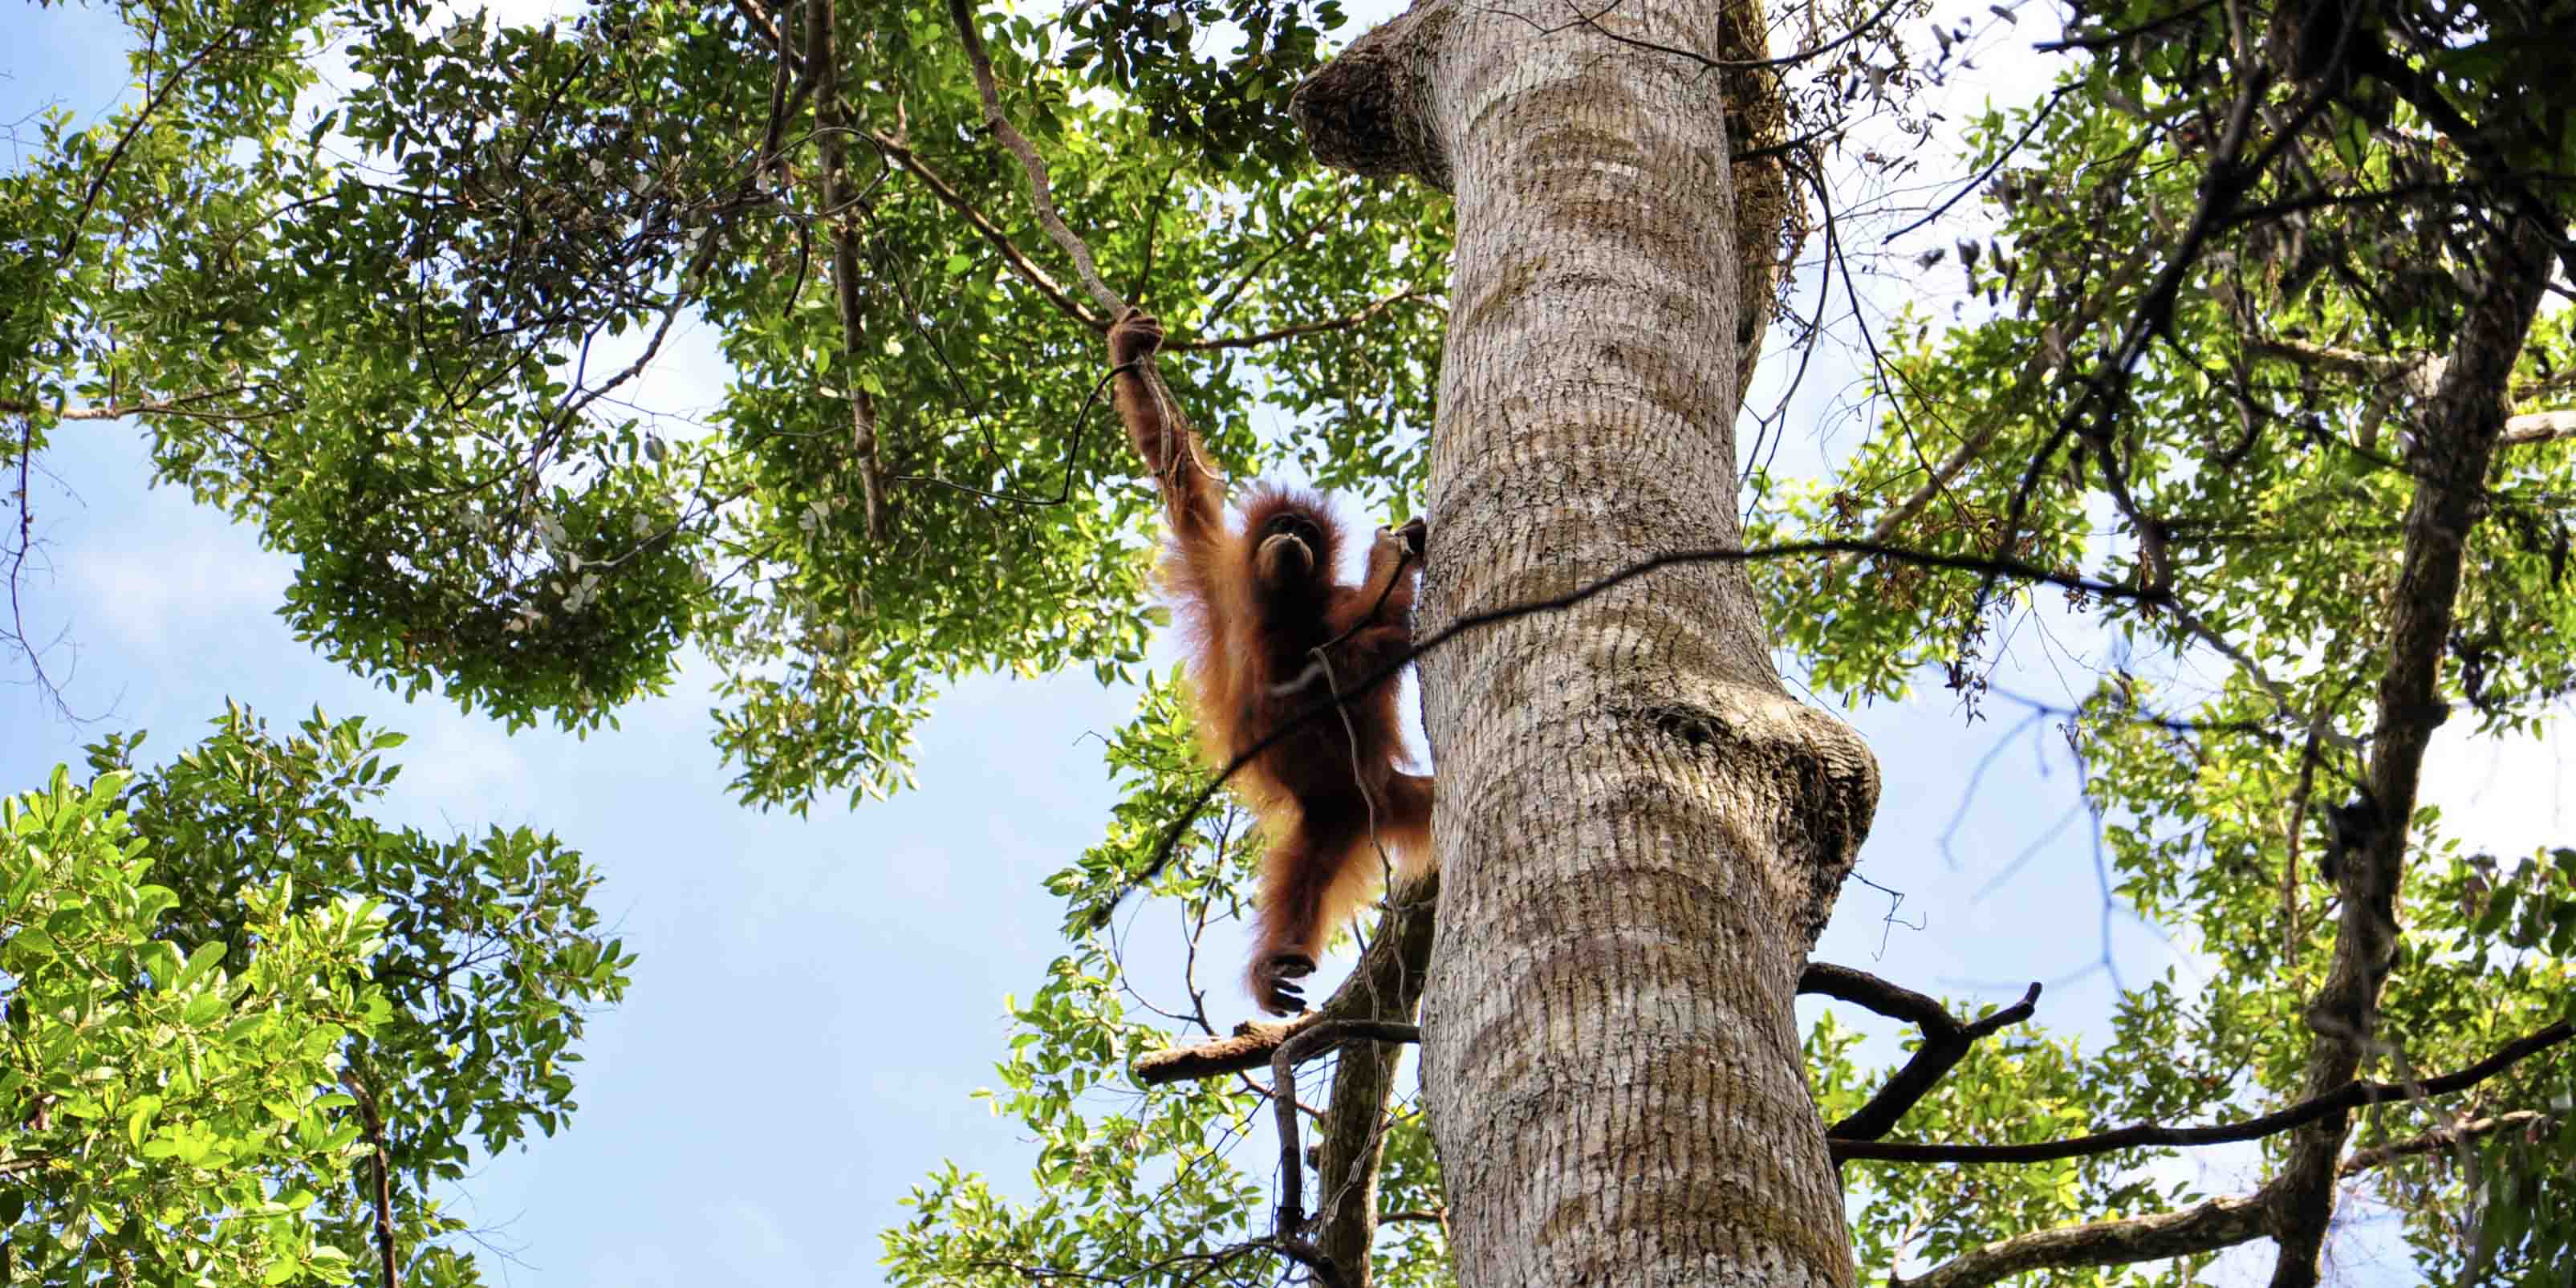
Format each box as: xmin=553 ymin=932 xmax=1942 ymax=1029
xmin=1295 ymin=4 xmax=1881 ymax=1286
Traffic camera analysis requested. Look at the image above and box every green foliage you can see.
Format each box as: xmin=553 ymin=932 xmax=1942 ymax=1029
xmin=2 ymin=707 xmax=630 ymax=1286
xmin=2 ymin=766 xmax=382 ymax=1286
xmin=888 ymin=677 xmax=1452 ymax=1285
xmin=14 ymin=0 xmax=2575 ymax=1282
xmin=1058 ymin=0 xmax=1351 ymax=173
xmin=5 ymin=0 xmax=1448 ymax=813
xmin=1748 ymin=0 xmax=2576 ymax=1276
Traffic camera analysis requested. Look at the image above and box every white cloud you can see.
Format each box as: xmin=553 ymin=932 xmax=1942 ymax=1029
xmin=69 ymin=537 xmax=289 ymax=658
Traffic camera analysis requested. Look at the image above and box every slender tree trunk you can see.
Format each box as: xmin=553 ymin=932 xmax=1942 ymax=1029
xmin=1297 ymin=5 xmax=1880 ymax=1286
xmin=2259 ymin=215 xmax=2558 ymax=1288
xmin=1313 ymin=877 xmax=1439 ymax=1282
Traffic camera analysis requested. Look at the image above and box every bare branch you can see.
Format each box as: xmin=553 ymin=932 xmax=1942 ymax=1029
xmin=2501 ymin=409 xmax=2576 ymax=446
xmin=1835 ymin=1020 xmax=2570 ymax=1165
xmin=1311 ymin=878 xmax=1439 ymax=1284
xmin=1135 ymin=874 xmax=1440 ymax=1086
xmin=0 ymin=389 xmax=286 ymax=422
xmin=1270 ymin=1018 xmax=1420 ymax=1288
xmin=1800 ymin=965 xmax=2041 ymax=1144
xmin=867 ymin=129 xmax=1099 ymax=329
xmin=943 ymin=0 xmax=1125 ymax=315
xmin=2341 ymin=1109 xmax=2556 ymax=1174
xmin=1897 ymin=1191 xmax=2273 ymax=1288
xmin=1134 ymin=1015 xmax=1308 ymax=1084
xmin=2245 ymin=335 xmax=2422 ymax=380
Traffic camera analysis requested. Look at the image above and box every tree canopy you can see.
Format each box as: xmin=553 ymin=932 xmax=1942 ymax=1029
xmin=6 ymin=0 xmax=2574 ymax=1283
xmin=6 ymin=0 xmax=1448 ymax=809
xmin=4 ymin=708 xmax=628 ymax=1285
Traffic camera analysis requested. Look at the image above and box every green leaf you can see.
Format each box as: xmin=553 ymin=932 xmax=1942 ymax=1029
xmin=172 ymin=940 xmax=230 ymax=992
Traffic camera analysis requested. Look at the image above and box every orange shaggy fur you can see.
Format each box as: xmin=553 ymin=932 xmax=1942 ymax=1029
xmin=1107 ymin=308 xmax=1432 ymax=1015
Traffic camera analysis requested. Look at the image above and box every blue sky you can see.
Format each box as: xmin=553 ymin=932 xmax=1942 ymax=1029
xmin=6 ymin=2 xmax=2566 ymax=1285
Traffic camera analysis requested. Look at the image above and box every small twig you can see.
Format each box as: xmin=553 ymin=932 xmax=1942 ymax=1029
xmin=1171 ymin=290 xmax=1441 ymax=351
xmin=1881 ymin=84 xmax=2078 ymax=245
xmin=1494 ymin=0 xmax=1910 ymax=73
xmin=2034 ymin=0 xmax=2223 ymax=52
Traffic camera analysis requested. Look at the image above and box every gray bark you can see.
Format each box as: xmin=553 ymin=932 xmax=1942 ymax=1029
xmin=2260 ymin=215 xmax=2558 ymax=1288
xmin=1296 ymin=5 xmax=1881 ymax=1286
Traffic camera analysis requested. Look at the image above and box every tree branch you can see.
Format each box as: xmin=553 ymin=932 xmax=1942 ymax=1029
xmin=2264 ymin=213 xmax=2559 ymax=1288
xmin=2246 ymin=339 xmax=2576 ymax=449
xmin=1095 ymin=538 xmax=2175 ymax=927
xmin=2501 ymin=409 xmax=2575 ymax=447
xmin=1801 ymin=965 xmax=2041 ymax=1144
xmin=1834 ymin=1020 xmax=2570 ymax=1165
xmin=2245 ymin=334 xmax=2422 ymax=380
xmin=1269 ymin=1018 xmax=1420 ymax=1288
xmin=807 ymin=0 xmax=884 ymax=540
xmin=2340 ymin=1109 xmax=2556 ymax=1174
xmin=339 ymin=1068 xmax=400 ymax=1288
xmin=1889 ymin=1025 xmax=2569 ymax=1287
xmin=1134 ymin=1014 xmax=1306 ymax=1084
xmin=1135 ymin=874 xmax=1440 ymax=1086
xmin=943 ymin=0 xmax=1124 ymax=316
xmin=1310 ymin=878 xmax=1437 ymax=1287
xmin=1896 ymin=1191 xmax=2273 ymax=1288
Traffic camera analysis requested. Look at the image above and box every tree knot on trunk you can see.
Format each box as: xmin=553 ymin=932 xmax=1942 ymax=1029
xmin=1608 ymin=690 xmax=1880 ymax=949
xmin=1287 ymin=2 xmax=1455 ymax=190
